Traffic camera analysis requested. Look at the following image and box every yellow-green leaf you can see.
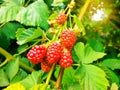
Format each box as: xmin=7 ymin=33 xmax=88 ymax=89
xmin=3 ymin=83 xmax=25 ymax=90
xmin=110 ymin=83 xmax=118 ymax=90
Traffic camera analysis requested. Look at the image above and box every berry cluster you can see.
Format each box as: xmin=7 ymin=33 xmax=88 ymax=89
xmin=27 ymin=29 xmax=76 ymax=72
xmin=27 ymin=13 xmax=76 ymax=72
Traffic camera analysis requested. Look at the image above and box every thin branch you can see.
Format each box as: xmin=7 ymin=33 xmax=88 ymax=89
xmin=0 ymin=47 xmax=14 ymax=59
xmin=46 ymin=64 xmax=56 ymax=85
xmin=0 ymin=47 xmax=35 ymax=72
xmin=0 ymin=59 xmax=8 ymax=67
xmin=0 ymin=22 xmax=6 ymax=28
xmin=14 ymin=39 xmax=41 ymax=57
xmin=55 ymin=67 xmax=64 ymax=89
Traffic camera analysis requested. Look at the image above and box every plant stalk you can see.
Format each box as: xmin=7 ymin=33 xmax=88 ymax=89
xmin=55 ymin=67 xmax=64 ymax=89
xmin=0 ymin=47 xmax=35 ymax=72
xmin=78 ymin=0 xmax=91 ymax=21
xmin=25 ymin=0 xmax=31 ymax=7
xmin=42 ymin=64 xmax=56 ymax=90
xmin=19 ymin=61 xmax=35 ymax=72
xmin=0 ymin=47 xmax=14 ymax=59
xmin=46 ymin=64 xmax=56 ymax=85
xmin=14 ymin=39 xmax=41 ymax=57
xmin=74 ymin=0 xmax=90 ymax=31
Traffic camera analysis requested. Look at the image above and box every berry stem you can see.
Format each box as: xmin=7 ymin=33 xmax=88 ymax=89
xmin=55 ymin=67 xmax=64 ymax=89
xmin=69 ymin=14 xmax=72 ymax=28
xmin=0 ymin=59 xmax=8 ymax=67
xmin=43 ymin=64 xmax=56 ymax=90
xmin=66 ymin=0 xmax=75 ymax=16
xmin=0 ymin=47 xmax=35 ymax=72
xmin=42 ymin=31 xmax=50 ymax=42
xmin=14 ymin=39 xmax=41 ymax=57
xmin=72 ymin=64 xmax=80 ymax=66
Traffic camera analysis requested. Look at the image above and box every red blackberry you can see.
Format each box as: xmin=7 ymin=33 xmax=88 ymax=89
xmin=46 ymin=42 xmax=62 ymax=64
xmin=56 ymin=14 xmax=67 ymax=24
xmin=41 ymin=60 xmax=52 ymax=72
xmin=27 ymin=45 xmax=46 ymax=64
xmin=59 ymin=51 xmax=73 ymax=68
xmin=60 ymin=30 xmax=76 ymax=48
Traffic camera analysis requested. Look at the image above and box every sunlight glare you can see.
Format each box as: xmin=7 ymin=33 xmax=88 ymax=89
xmin=91 ymin=9 xmax=108 ymax=21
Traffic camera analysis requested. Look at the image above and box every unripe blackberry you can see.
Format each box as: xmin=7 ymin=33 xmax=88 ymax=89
xmin=60 ymin=30 xmax=76 ymax=48
xmin=46 ymin=42 xmax=63 ymax=64
xmin=59 ymin=51 xmax=73 ymax=68
xmin=41 ymin=60 xmax=52 ymax=72
xmin=27 ymin=45 xmax=46 ymax=64
xmin=56 ymin=14 xmax=67 ymax=24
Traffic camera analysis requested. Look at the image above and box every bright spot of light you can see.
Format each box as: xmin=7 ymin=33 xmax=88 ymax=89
xmin=91 ymin=9 xmax=108 ymax=21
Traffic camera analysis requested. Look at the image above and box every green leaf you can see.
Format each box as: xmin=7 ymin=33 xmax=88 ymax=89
xmin=17 ymin=44 xmax=28 ymax=53
xmin=87 ymin=38 xmax=105 ymax=52
xmin=74 ymin=64 xmax=109 ymax=90
xmin=0 ymin=68 xmax=9 ymax=87
xmin=3 ymin=0 xmax=25 ymax=5
xmin=30 ymin=84 xmax=48 ymax=90
xmin=74 ymin=15 xmax=85 ymax=36
xmin=5 ymin=59 xmax=19 ymax=81
xmin=54 ymin=66 xmax=60 ymax=79
xmin=63 ymin=82 xmax=82 ymax=90
xmin=62 ymin=67 xmax=81 ymax=90
xmin=52 ymin=0 xmax=63 ymax=6
xmin=72 ymin=49 xmax=80 ymax=63
xmin=16 ymin=0 xmax=50 ymax=29
xmin=0 ymin=22 xmax=23 ymax=39
xmin=74 ymin=42 xmax=106 ymax=64
xmin=10 ymin=69 xmax=28 ymax=84
xmin=0 ymin=31 xmax=10 ymax=49
xmin=54 ymin=67 xmax=80 ymax=90
xmin=0 ymin=0 xmax=24 ymax=23
xmin=16 ymin=28 xmax=43 ymax=45
xmin=48 ymin=13 xmax=58 ymax=20
xmin=84 ymin=45 xmax=106 ymax=63
xmin=19 ymin=57 xmax=33 ymax=67
xmin=20 ymin=70 xmax=44 ymax=90
xmin=30 ymin=84 xmax=40 ymax=90
xmin=44 ymin=0 xmax=53 ymax=7
xmin=74 ymin=42 xmax=84 ymax=63
xmin=62 ymin=67 xmax=75 ymax=84
xmin=103 ymin=68 xmax=119 ymax=85
xmin=102 ymin=59 xmax=120 ymax=69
